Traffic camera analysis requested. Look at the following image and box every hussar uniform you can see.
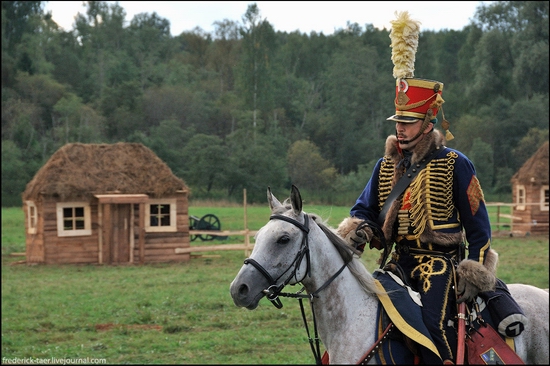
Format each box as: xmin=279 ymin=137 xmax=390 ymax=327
xmin=337 ymin=11 xmax=524 ymax=364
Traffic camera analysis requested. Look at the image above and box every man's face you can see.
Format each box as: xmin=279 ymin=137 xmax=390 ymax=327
xmin=395 ymin=120 xmax=425 ymax=149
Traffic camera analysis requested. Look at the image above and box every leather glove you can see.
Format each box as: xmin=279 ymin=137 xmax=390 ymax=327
xmin=345 ymin=229 xmax=367 ymax=252
xmin=456 ymin=277 xmax=481 ymax=304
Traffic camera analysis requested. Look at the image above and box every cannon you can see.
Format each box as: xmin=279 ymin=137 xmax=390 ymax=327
xmin=189 ymin=214 xmax=228 ymax=241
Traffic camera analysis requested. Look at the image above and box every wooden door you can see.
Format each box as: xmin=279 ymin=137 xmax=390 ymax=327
xmin=111 ymin=204 xmax=131 ymax=263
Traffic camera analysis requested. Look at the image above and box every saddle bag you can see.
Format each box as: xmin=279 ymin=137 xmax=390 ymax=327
xmin=477 ymin=279 xmax=527 ymax=337
xmin=466 ymin=322 xmax=524 ymax=364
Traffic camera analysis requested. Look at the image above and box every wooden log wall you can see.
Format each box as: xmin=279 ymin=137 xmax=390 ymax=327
xmin=41 ymin=198 xmax=101 ymax=264
xmin=25 ymin=199 xmax=45 ymax=263
xmin=512 ymin=184 xmax=549 ymax=235
xmin=131 ymin=193 xmax=191 ymax=263
xmin=27 ymin=191 xmax=191 ymax=265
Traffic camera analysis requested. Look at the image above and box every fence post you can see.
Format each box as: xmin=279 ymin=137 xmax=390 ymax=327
xmin=510 ymin=203 xmax=514 ymax=233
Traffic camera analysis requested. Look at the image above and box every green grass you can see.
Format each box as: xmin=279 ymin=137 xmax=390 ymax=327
xmin=1 ymin=255 xmax=313 ymax=364
xmin=2 ymin=205 xmax=548 ymax=364
xmin=1 ymin=207 xmax=25 ymax=255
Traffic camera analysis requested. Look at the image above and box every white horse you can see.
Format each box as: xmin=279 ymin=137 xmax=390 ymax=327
xmin=230 ymin=185 xmax=549 ymax=364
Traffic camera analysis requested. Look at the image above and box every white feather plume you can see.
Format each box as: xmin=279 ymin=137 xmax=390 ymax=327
xmin=389 ymin=11 xmax=421 ymax=79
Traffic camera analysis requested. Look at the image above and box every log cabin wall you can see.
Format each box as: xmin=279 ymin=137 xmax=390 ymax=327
xmin=24 ymin=198 xmax=45 ymax=264
xmin=512 ymin=183 xmax=549 ymax=235
xmin=134 ymin=192 xmax=190 ymax=263
xmin=510 ymin=142 xmax=549 ymax=236
xmin=39 ymin=197 xmax=100 ymax=264
xmin=24 ymin=191 xmax=190 ymax=265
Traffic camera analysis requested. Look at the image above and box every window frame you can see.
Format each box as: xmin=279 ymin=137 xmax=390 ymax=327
xmin=541 ymin=185 xmax=549 ymax=211
xmin=56 ymin=202 xmax=92 ymax=237
xmin=26 ymin=200 xmax=38 ymax=234
xmin=145 ymin=199 xmax=177 ymax=232
xmin=516 ymin=185 xmax=526 ymax=211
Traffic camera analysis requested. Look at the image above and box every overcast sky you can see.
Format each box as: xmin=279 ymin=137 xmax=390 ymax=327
xmin=43 ymin=1 xmax=493 ymax=37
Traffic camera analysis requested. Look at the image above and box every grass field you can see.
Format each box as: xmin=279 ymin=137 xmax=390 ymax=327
xmin=2 ymin=205 xmax=548 ymax=364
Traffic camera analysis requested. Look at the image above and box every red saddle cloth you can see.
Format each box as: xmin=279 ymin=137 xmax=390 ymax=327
xmin=466 ymin=323 xmax=525 ymax=364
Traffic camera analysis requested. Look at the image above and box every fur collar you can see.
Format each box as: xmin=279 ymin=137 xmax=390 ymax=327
xmin=380 ymin=128 xmax=452 ymax=245
xmin=384 ymin=128 xmax=446 ymax=165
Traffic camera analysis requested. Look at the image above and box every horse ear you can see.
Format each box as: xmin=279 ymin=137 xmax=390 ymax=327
xmin=290 ymin=185 xmax=302 ymax=215
xmin=267 ymin=186 xmax=283 ymax=212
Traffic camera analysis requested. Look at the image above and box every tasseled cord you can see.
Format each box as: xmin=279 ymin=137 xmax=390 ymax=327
xmin=440 ymin=107 xmax=454 ymax=141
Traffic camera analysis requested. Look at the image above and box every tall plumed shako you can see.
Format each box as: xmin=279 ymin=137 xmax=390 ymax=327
xmin=389 ymin=10 xmax=421 ymax=79
xmin=386 ymin=11 xmax=453 ymax=141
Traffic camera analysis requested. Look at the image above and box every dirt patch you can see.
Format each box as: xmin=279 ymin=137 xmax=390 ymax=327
xmin=95 ymin=323 xmax=162 ymax=332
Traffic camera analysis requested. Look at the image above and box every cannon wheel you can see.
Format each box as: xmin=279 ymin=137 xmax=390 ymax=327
xmin=197 ymin=214 xmax=221 ymax=241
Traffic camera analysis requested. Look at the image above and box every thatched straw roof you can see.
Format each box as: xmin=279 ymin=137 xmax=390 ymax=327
xmin=23 ymin=143 xmax=188 ymax=201
xmin=511 ymin=141 xmax=549 ymax=185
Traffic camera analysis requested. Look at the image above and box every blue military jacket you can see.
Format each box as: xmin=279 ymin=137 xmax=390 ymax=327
xmin=350 ymin=131 xmax=492 ymax=263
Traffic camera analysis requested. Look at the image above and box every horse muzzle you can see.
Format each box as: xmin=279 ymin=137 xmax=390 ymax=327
xmin=229 ymin=267 xmax=268 ymax=310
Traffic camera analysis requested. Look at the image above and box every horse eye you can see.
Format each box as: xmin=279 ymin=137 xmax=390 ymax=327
xmin=278 ymin=235 xmax=290 ymax=244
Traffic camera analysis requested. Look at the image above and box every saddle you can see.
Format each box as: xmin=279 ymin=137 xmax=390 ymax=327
xmin=372 ymin=266 xmax=527 ymax=364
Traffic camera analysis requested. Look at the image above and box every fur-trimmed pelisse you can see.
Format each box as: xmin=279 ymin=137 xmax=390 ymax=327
xmin=457 ymin=249 xmax=498 ymax=292
xmin=337 ymin=217 xmax=373 ymax=244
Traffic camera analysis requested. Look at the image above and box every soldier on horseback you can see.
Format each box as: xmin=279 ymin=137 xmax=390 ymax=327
xmin=337 ymin=11 xmax=525 ymax=364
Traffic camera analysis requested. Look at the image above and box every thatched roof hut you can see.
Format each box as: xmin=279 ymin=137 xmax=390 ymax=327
xmin=23 ymin=142 xmax=191 ymax=265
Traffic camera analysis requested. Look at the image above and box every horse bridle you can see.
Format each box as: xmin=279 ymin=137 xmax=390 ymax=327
xmin=242 ymin=213 xmax=351 ymax=365
xmin=243 ymin=213 xmax=312 ymax=309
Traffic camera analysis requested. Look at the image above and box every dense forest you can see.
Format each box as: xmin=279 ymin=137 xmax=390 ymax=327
xmin=2 ymin=1 xmax=549 ymax=206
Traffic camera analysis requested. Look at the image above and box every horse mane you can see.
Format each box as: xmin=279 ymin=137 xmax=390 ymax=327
xmin=272 ymin=200 xmax=383 ymax=295
xmin=308 ymin=213 xmax=384 ymax=295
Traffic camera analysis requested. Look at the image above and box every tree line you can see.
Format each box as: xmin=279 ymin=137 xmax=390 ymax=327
xmin=2 ymin=1 xmax=548 ymax=206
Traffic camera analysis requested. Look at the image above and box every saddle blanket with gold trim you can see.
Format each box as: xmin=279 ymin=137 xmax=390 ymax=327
xmin=373 ymin=269 xmax=441 ymax=364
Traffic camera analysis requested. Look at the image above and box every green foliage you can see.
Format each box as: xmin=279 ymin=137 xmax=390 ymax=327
xmin=512 ymin=127 xmax=549 ymax=167
xmin=335 ymin=161 xmax=376 ymax=194
xmin=52 ymin=93 xmax=104 ymax=143
xmin=492 ymin=167 xmax=515 ymax=195
xmin=237 ymin=3 xmax=277 ymax=117
xmin=181 ymin=134 xmax=229 ymax=192
xmin=1 ymin=1 xmax=44 ymax=60
xmin=1 ymin=141 xmax=28 ymax=207
xmin=1 ymin=1 xmax=548 ymax=207
xmin=225 ymin=130 xmax=288 ymax=203
xmin=287 ymin=140 xmax=336 ymax=190
xmin=469 ymin=137 xmax=494 ymax=189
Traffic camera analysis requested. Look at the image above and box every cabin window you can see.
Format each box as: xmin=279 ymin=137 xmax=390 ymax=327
xmin=26 ymin=201 xmax=38 ymax=234
xmin=56 ymin=202 xmax=92 ymax=237
xmin=516 ymin=185 xmax=526 ymax=211
xmin=541 ymin=185 xmax=549 ymax=211
xmin=146 ymin=199 xmax=177 ymax=232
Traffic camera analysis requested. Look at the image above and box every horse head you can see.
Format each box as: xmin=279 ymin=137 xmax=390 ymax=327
xmin=230 ymin=185 xmax=311 ymax=310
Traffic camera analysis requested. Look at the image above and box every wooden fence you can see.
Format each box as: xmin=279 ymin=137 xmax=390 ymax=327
xmin=175 ymin=201 xmax=548 ymax=257
xmin=176 ymin=189 xmax=256 ymax=257
xmin=174 ymin=229 xmax=257 ymax=257
xmin=488 ymin=202 xmax=549 ymax=236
